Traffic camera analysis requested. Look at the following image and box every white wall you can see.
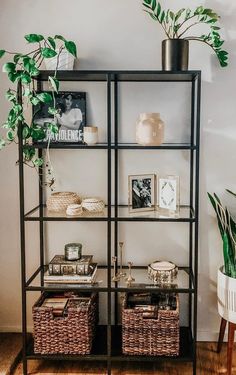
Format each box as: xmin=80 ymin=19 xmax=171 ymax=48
xmin=0 ymin=0 xmax=236 ymax=340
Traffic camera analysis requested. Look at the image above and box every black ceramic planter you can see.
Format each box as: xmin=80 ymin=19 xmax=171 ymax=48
xmin=162 ymin=39 xmax=189 ymax=71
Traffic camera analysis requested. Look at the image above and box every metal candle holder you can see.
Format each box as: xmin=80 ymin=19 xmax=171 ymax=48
xmin=118 ymin=241 xmax=126 ymax=277
xmin=125 ymin=261 xmax=135 ymax=284
xmin=112 ymin=256 xmax=120 ymax=282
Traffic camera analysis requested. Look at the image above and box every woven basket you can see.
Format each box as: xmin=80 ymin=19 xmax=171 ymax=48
xmin=81 ymin=198 xmax=105 ymax=212
xmin=122 ymin=293 xmax=179 ymax=356
xmin=47 ymin=192 xmax=80 ymax=212
xmin=33 ymin=292 xmax=98 ymax=355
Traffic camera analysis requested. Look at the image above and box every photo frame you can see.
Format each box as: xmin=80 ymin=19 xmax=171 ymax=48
xmin=158 ymin=175 xmax=180 ymax=215
xmin=33 ymin=91 xmax=86 ymax=143
xmin=128 ymin=174 xmax=156 ymax=213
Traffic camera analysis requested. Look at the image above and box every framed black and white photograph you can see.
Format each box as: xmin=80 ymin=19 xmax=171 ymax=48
xmin=34 ymin=91 xmax=86 ymax=143
xmin=128 ymin=174 xmax=156 ymax=213
xmin=158 ymin=175 xmax=180 ymax=215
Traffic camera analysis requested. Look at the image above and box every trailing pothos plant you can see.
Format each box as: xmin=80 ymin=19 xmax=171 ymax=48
xmin=142 ymin=1 xmax=228 ymax=67
xmin=208 ymin=190 xmax=236 ymax=278
xmin=0 ymin=33 xmax=77 ymax=189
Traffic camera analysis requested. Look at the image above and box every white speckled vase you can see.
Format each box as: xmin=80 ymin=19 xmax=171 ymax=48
xmin=136 ymin=113 xmax=164 ymax=146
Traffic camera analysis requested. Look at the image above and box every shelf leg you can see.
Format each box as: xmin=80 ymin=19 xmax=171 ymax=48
xmin=217 ymin=317 xmax=227 ymax=353
xmin=22 ymin=357 xmax=28 ymax=375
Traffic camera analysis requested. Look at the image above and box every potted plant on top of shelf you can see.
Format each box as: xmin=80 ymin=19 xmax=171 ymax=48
xmin=142 ymin=1 xmax=228 ymax=70
xmin=0 ymin=34 xmax=77 ymax=189
xmin=208 ymin=190 xmax=236 ymax=323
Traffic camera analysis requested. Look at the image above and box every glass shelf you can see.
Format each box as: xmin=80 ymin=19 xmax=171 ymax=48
xmin=112 ymin=267 xmax=194 ymax=293
xmin=25 ymin=266 xmax=194 ymax=293
xmin=26 ymin=266 xmax=108 ymax=292
xmin=25 ymin=205 xmax=195 ymax=222
xmin=31 ymin=142 xmax=196 ymax=150
xmin=35 ymin=70 xmax=200 ymax=82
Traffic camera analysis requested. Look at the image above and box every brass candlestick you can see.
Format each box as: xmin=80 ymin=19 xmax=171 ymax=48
xmin=125 ymin=262 xmax=135 ymax=284
xmin=112 ymin=256 xmax=120 ymax=282
xmin=118 ymin=241 xmax=126 ymax=277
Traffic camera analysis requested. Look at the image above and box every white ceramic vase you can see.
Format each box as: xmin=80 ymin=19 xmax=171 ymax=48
xmin=217 ymin=266 xmax=236 ymax=323
xmin=44 ymin=50 xmax=75 ymax=71
xmin=136 ymin=113 xmax=164 ymax=146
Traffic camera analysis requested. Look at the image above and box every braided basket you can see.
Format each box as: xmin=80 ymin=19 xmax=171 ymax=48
xmin=33 ymin=292 xmax=98 ymax=355
xmin=47 ymin=192 xmax=80 ymax=212
xmin=122 ymin=293 xmax=179 ymax=356
xmin=81 ymin=198 xmax=105 ymax=213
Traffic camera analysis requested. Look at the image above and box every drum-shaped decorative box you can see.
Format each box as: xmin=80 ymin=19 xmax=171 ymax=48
xmin=148 ymin=260 xmax=178 ymax=285
xmin=81 ymin=198 xmax=105 ymax=213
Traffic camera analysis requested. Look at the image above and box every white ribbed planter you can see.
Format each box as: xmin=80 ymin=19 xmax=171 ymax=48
xmin=44 ymin=50 xmax=75 ymax=71
xmin=218 ymin=266 xmax=236 ymax=324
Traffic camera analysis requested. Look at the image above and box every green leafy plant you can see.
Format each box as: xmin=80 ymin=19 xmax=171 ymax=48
xmin=0 ymin=34 xmax=77 ymax=188
xmin=208 ymin=190 xmax=236 ymax=277
xmin=142 ymin=1 xmax=228 ymax=67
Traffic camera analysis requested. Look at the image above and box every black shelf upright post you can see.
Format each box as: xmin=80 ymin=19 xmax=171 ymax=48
xmin=18 ymin=80 xmax=27 ymax=375
xmin=114 ymin=74 xmax=119 ymax=326
xmin=107 ymin=73 xmax=112 ymax=375
xmin=37 ymin=79 xmax=44 ymax=286
xmin=193 ymin=72 xmax=201 ymax=375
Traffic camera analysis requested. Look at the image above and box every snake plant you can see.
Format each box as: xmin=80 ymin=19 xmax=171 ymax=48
xmin=208 ymin=190 xmax=236 ymax=277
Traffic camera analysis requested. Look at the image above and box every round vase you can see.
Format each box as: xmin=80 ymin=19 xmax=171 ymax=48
xmin=218 ymin=266 xmax=236 ymax=323
xmin=136 ymin=113 xmax=164 ymax=146
xmin=162 ymin=39 xmax=189 ymax=71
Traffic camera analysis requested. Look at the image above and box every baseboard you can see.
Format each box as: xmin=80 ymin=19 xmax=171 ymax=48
xmin=0 ymin=326 xmax=33 ymax=333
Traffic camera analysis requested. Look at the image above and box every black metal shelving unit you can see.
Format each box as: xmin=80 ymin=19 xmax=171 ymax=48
xmin=18 ymin=70 xmax=201 ymax=375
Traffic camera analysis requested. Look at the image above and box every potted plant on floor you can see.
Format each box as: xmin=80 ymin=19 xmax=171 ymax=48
xmin=208 ymin=191 xmax=236 ymax=323
xmin=0 ymin=34 xmax=77 ymax=189
xmin=143 ymin=1 xmax=228 ymax=70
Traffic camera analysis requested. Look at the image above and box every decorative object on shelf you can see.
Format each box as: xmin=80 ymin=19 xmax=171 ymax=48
xmin=129 ymin=174 xmax=156 ymax=213
xmin=148 ymin=260 xmax=178 ymax=285
xmin=33 ymin=292 xmax=98 ymax=354
xmin=44 ymin=263 xmax=97 ymax=284
xmin=125 ymin=262 xmax=135 ymax=284
xmin=112 ymin=256 xmax=121 ymax=282
xmin=44 ymin=49 xmax=75 ymax=70
xmin=118 ymin=241 xmax=126 ymax=278
xmin=47 ymin=191 xmax=80 ymax=212
xmin=84 ymin=126 xmax=98 ymax=145
xmin=48 ymin=254 xmax=93 ymax=275
xmin=142 ymin=1 xmax=228 ymax=70
xmin=81 ymin=198 xmax=105 ymax=213
xmin=136 ymin=113 xmax=164 ymax=146
xmin=34 ymin=91 xmax=86 ymax=143
xmin=158 ymin=175 xmax=180 ymax=215
xmin=122 ymin=292 xmax=179 ymax=356
xmin=65 ymin=243 xmax=82 ymax=261
xmin=0 ymin=34 xmax=77 ymax=189
xmin=66 ymin=203 xmax=83 ymax=216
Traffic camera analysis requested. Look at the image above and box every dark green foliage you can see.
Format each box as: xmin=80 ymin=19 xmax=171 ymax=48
xmin=208 ymin=191 xmax=236 ymax=277
xmin=142 ymin=0 xmax=228 ymax=67
xmin=0 ymin=34 xmax=77 ymax=180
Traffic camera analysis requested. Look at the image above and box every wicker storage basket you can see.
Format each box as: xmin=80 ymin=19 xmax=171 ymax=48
xmin=33 ymin=292 xmax=98 ymax=355
xmin=122 ymin=293 xmax=179 ymax=356
xmin=47 ymin=192 xmax=80 ymax=212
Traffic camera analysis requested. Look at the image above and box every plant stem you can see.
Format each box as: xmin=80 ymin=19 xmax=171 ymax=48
xmin=183 ymin=36 xmax=216 ymax=53
xmin=178 ymin=21 xmax=203 ymax=38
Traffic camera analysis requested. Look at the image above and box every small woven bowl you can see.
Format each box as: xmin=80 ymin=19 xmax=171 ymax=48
xmin=81 ymin=198 xmax=105 ymax=213
xmin=47 ymin=192 xmax=81 ymax=212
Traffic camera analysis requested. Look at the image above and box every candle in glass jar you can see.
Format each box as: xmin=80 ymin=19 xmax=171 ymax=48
xmin=84 ymin=126 xmax=98 ymax=145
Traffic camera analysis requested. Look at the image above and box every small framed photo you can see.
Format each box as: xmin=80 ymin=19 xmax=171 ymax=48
xmin=34 ymin=91 xmax=86 ymax=143
xmin=158 ymin=175 xmax=180 ymax=215
xmin=128 ymin=174 xmax=156 ymax=213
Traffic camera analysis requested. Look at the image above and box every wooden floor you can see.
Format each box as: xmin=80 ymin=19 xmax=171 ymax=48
xmin=0 ymin=333 xmax=22 ymax=375
xmin=12 ymin=343 xmax=236 ymax=374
